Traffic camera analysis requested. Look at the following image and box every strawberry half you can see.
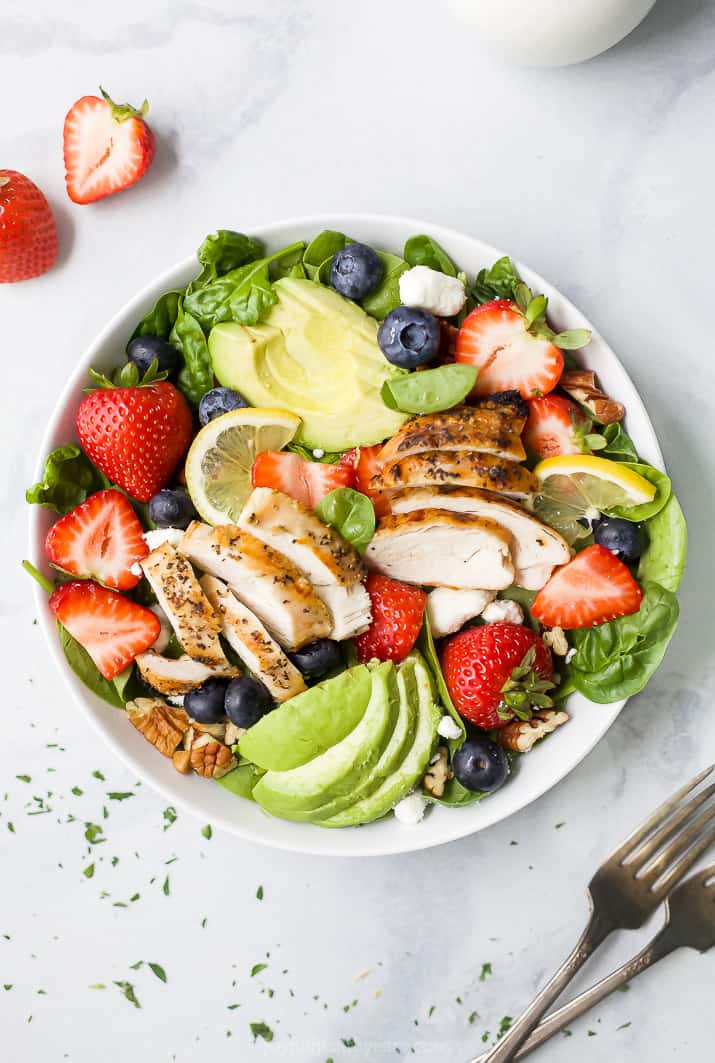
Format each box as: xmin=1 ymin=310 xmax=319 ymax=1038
xmin=251 ymin=451 xmax=355 ymax=509
xmin=523 ymin=395 xmax=588 ymax=458
xmin=45 ymin=490 xmax=148 ymax=590
xmin=50 ymin=581 xmax=160 ymax=679
xmin=456 ymin=299 xmax=563 ymax=399
xmin=0 ymin=170 xmax=58 ymax=283
xmin=531 ymin=544 xmax=643 ymax=629
xmin=63 ymin=88 xmax=155 ymax=204
xmin=355 ymin=445 xmax=391 ymax=517
xmin=354 ymin=573 xmax=426 ymax=664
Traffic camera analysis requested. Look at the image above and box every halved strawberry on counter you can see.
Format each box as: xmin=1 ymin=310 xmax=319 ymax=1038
xmin=531 ymin=544 xmax=643 ymax=629
xmin=50 ymin=581 xmax=160 ymax=679
xmin=251 ymin=451 xmax=355 ymax=509
xmin=45 ymin=490 xmax=148 ymax=590
xmin=0 ymin=170 xmax=58 ymax=283
xmin=523 ymin=394 xmax=588 ymax=458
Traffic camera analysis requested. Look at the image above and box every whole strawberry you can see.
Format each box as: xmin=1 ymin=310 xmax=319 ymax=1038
xmin=441 ymin=622 xmax=554 ymax=729
xmin=0 ymin=170 xmax=58 ymax=283
xmin=354 ymin=572 xmax=426 ymax=664
xmin=76 ymin=378 xmax=193 ymax=502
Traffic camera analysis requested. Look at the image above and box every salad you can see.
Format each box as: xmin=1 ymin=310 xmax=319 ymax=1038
xmin=25 ymin=228 xmax=687 ymax=827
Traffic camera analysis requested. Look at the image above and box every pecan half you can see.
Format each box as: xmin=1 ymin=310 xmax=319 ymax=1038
xmin=126 ymin=698 xmax=190 ymax=757
xmin=189 ymin=733 xmax=237 ymax=779
xmin=422 ymin=746 xmax=451 ymax=798
xmin=172 ymin=749 xmax=192 ymax=774
xmin=496 ymin=709 xmax=569 ymax=753
xmin=560 ymin=370 xmax=624 ymax=425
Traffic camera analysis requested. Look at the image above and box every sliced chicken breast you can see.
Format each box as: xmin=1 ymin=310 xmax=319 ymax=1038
xmin=200 ymin=575 xmax=307 ymax=702
xmin=179 ymin=522 xmax=332 ymax=651
xmin=365 ymin=510 xmax=514 ymax=590
xmin=140 ymin=542 xmax=231 ymax=667
xmin=388 ymin=486 xmax=570 ymax=589
xmin=135 ymin=652 xmax=239 ymax=696
xmin=371 ymin=451 xmax=538 ymax=501
xmin=238 ymin=488 xmax=372 ymax=640
xmin=378 ymin=403 xmax=526 ymax=467
xmin=426 ymin=587 xmax=496 ymax=638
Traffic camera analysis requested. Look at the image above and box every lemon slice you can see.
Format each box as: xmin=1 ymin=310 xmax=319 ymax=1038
xmin=185 ymin=408 xmax=301 ymax=525
xmin=532 ymin=454 xmax=656 ymax=544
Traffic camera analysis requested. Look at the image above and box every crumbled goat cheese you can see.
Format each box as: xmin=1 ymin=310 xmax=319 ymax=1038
xmin=312 ymin=448 xmax=325 ymax=459
xmin=130 ymin=561 xmax=143 ymax=577
xmin=481 ymin=599 xmax=524 ymax=625
xmin=399 ymin=265 xmax=466 ymax=317
xmin=142 ymin=527 xmax=185 ymax=551
xmin=437 ymin=715 xmax=463 ymax=740
xmin=393 ymin=792 xmax=427 ymax=825
xmin=166 ymin=695 xmax=185 ymax=707
xmin=565 ymin=647 xmax=577 ymax=664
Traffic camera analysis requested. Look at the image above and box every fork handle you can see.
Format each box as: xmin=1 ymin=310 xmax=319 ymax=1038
xmin=478 ymin=909 xmax=612 ymax=1062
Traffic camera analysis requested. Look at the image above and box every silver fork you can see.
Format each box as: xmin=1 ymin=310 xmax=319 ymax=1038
xmin=480 ymin=764 xmax=715 ymax=1063
xmin=471 ymin=861 xmax=715 ymax=1061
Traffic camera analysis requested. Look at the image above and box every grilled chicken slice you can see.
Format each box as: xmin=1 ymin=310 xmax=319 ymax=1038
xmin=389 ymin=486 xmax=570 ymax=589
xmin=179 ymin=522 xmax=332 ymax=651
xmin=426 ymin=587 xmax=496 ymax=638
xmin=378 ymin=403 xmax=526 ymax=467
xmin=371 ymin=451 xmax=538 ymax=501
xmin=365 ymin=510 xmax=514 ymax=590
xmin=140 ymin=543 xmax=231 ymax=668
xmin=200 ymin=575 xmax=306 ymax=702
xmin=238 ymin=488 xmax=372 ymax=640
xmin=135 ymin=652 xmax=239 ymax=696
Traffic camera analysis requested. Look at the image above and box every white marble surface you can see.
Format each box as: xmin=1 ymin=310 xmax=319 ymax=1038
xmin=3 ymin=1 xmax=715 ymax=1060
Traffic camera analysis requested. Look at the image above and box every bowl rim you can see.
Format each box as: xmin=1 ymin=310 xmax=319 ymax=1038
xmin=28 ymin=212 xmax=664 ymax=856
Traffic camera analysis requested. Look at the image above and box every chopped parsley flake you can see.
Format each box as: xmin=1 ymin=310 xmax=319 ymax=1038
xmin=71 ymin=786 xmax=83 ymax=796
xmin=256 ymin=885 xmax=263 ymax=900
xmin=468 ymin=1011 xmax=478 ymax=1024
xmin=114 ymin=981 xmax=141 ymax=1008
xmin=84 ymin=823 xmax=105 ymax=845
xmin=249 ymin=1022 xmax=273 ymax=1042
xmin=497 ymin=1016 xmax=513 ymax=1040
xmin=341 ymin=1037 xmax=356 ymax=1048
xmin=201 ymin=824 xmax=212 ymax=840
xmin=251 ymin=963 xmax=268 ymax=977
xmin=16 ymin=775 xmax=31 ymax=783
xmin=479 ymin=962 xmax=492 ymax=981
xmin=148 ymin=962 xmax=167 ymax=983
xmin=162 ymin=806 xmax=177 ymax=830
xmin=83 ymin=864 xmax=95 ymax=879
xmin=107 ymin=792 xmax=134 ymax=801
xmin=92 ymin=770 xmax=105 ymax=781
xmin=162 ymin=876 xmax=170 ymax=896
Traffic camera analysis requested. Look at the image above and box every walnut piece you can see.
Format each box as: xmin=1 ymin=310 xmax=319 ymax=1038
xmin=422 ymin=746 xmax=451 ymax=798
xmin=560 ymin=370 xmax=625 ymax=425
xmin=497 ymin=709 xmax=569 ymax=753
xmin=126 ymin=698 xmax=190 ymax=757
xmin=542 ymin=626 xmax=569 ymax=656
xmin=189 ymin=733 xmax=237 ymax=779
xmin=172 ymin=749 xmax=192 ymax=774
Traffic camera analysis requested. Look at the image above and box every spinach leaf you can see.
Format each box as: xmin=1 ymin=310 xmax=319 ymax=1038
xmin=638 ymin=493 xmax=687 ymax=592
xmin=112 ymin=666 xmax=135 ymax=703
xmin=171 ymin=300 xmax=214 ymax=408
xmin=287 ymin=442 xmax=346 ymax=464
xmin=404 ymin=235 xmax=457 ymax=277
xmin=470 ymin=256 xmax=521 ymax=305
xmin=416 ymin=618 xmax=465 ymax=744
xmin=605 ymin=462 xmax=671 ymax=522
xmin=381 ymin=364 xmax=476 ymax=414
xmin=216 ymin=762 xmax=264 ymax=801
xmin=315 ymin=488 xmax=375 ymax=553
xmin=570 ymin=582 xmax=679 ymax=704
xmin=195 ymin=230 xmax=262 ymax=286
xmin=601 ymin=422 xmax=639 ymax=462
xmin=26 ymin=444 xmax=103 ymax=514
xmin=57 ymin=622 xmax=126 ymax=709
xmin=361 ymin=252 xmax=409 ymax=320
xmin=303 ymin=230 xmax=351 ymax=281
xmin=133 ymin=291 xmax=182 ymax=339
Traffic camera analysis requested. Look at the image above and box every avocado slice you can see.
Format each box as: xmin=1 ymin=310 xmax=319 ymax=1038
xmin=238 ymin=665 xmax=372 ymax=772
xmin=321 ymin=654 xmax=441 ymax=828
xmin=208 ymin=277 xmax=407 ymax=450
xmin=253 ymin=662 xmax=398 ymax=818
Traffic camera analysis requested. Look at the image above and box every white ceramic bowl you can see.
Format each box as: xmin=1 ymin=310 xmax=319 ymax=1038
xmin=29 ymin=214 xmax=664 ymax=856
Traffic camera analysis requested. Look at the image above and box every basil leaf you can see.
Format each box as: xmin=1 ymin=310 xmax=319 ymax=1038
xmin=381 ymin=364 xmax=476 ymax=414
xmin=315 ymin=488 xmax=375 ymax=553
xmin=195 ymin=230 xmax=262 ymax=286
xmin=133 ymin=291 xmax=182 ymax=340
xmin=638 ymin=493 xmax=687 ymax=593
xmin=361 ymin=252 xmax=409 ymax=320
xmin=303 ymin=230 xmax=350 ymax=281
xmin=171 ymin=301 xmax=214 ymax=408
xmin=403 ymin=235 xmax=457 ymax=277
xmin=570 ymin=582 xmax=679 ymax=703
xmin=605 ymin=462 xmax=671 ymax=522
xmin=601 ymin=422 xmax=639 ymax=462
xmin=57 ymin=622 xmax=125 ymax=709
xmin=26 ymin=444 xmax=103 ymax=515
xmin=470 ymin=256 xmax=521 ymax=304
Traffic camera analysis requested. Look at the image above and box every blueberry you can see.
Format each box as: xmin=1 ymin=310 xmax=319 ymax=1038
xmin=377 ymin=306 xmax=441 ymax=368
xmin=593 ymin=516 xmax=646 ymax=561
xmin=126 ymin=334 xmax=180 ymax=375
xmin=185 ymin=678 xmax=229 ymax=724
xmin=452 ymin=736 xmax=509 ymax=793
xmin=330 ymin=243 xmax=384 ymax=300
xmin=198 ymin=386 xmax=248 ymax=426
xmin=288 ymin=639 xmax=342 ymax=678
xmin=148 ymin=489 xmax=198 ymax=530
xmin=224 ymin=676 xmax=273 ymax=728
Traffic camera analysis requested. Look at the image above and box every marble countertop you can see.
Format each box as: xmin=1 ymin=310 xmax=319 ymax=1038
xmin=3 ymin=1 xmax=715 ymax=1059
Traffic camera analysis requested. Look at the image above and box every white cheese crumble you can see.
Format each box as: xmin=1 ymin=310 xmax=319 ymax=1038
xmin=437 ymin=715 xmax=463 ymax=741
xmin=481 ymin=599 xmax=524 ymax=625
xmin=129 ymin=561 xmax=143 ymax=577
xmin=565 ymin=647 xmax=577 ymax=664
xmin=393 ymin=792 xmax=427 ymax=825
xmin=399 ymin=265 xmax=466 ymax=317
xmin=142 ymin=527 xmax=184 ymax=551
xmin=312 ymin=448 xmax=325 ymax=459
xmin=166 ymin=695 xmax=185 ymax=707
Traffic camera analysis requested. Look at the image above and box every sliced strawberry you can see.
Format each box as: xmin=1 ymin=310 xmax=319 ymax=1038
xmin=63 ymin=88 xmax=155 ymax=205
xmin=50 ymin=581 xmax=160 ymax=679
xmin=354 ymin=573 xmax=426 ymax=664
xmin=523 ymin=395 xmax=587 ymax=458
xmin=355 ymin=444 xmax=391 ymax=517
xmin=46 ymin=490 xmax=148 ymax=590
xmin=531 ymin=545 xmax=643 ymax=629
xmin=251 ymin=451 xmax=355 ymax=509
xmin=455 ymin=299 xmax=563 ymax=400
